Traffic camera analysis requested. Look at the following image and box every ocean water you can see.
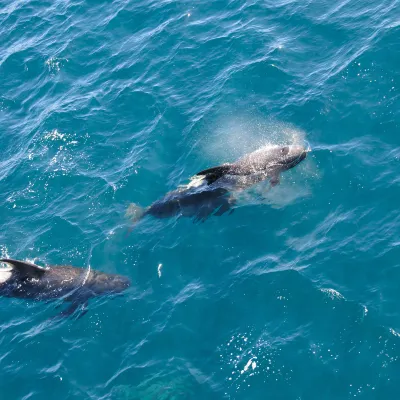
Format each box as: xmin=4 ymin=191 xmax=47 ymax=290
xmin=1 ymin=0 xmax=400 ymax=398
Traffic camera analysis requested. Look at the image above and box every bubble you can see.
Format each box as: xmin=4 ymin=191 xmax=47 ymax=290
xmin=218 ymin=328 xmax=291 ymax=396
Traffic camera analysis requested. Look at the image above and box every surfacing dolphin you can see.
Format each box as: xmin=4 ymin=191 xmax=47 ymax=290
xmin=127 ymin=144 xmax=308 ymax=224
xmin=0 ymin=258 xmax=131 ymax=319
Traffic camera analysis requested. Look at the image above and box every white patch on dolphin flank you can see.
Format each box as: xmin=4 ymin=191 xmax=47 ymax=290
xmin=0 ymin=268 xmax=12 ymax=283
xmin=184 ymin=175 xmax=207 ymax=189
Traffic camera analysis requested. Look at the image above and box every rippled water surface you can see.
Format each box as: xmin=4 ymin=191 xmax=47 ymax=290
xmin=2 ymin=0 xmax=400 ymax=398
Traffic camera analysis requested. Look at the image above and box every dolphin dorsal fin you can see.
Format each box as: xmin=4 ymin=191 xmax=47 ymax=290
xmin=196 ymin=164 xmax=234 ymax=185
xmin=0 ymin=258 xmax=47 ymax=279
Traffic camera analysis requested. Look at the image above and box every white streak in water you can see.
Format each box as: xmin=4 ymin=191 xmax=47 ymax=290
xmin=158 ymin=263 xmax=163 ymax=278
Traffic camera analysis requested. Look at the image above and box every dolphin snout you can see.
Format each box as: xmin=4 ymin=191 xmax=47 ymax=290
xmin=281 ymin=144 xmax=308 ymax=170
xmin=112 ymin=275 xmax=131 ymax=293
xmin=300 ymin=147 xmax=308 ymax=160
xmin=289 ymin=145 xmax=308 ymax=160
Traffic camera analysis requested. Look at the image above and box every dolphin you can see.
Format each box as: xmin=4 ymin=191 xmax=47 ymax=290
xmin=0 ymin=258 xmax=131 ymax=318
xmin=127 ymin=144 xmax=308 ymax=223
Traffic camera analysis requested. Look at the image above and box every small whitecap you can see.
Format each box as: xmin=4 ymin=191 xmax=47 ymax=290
xmin=390 ymin=328 xmax=400 ymax=338
xmin=320 ymin=288 xmax=345 ymax=300
xmin=157 ymin=263 xmax=163 ymax=278
xmin=362 ymin=305 xmax=368 ymax=316
xmin=44 ymin=129 xmax=66 ymax=142
xmin=241 ymin=358 xmax=253 ymax=374
xmin=45 ymin=57 xmax=68 ymax=73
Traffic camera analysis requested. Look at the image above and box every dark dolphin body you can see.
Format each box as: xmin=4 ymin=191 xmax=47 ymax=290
xmin=128 ymin=144 xmax=308 ymax=223
xmin=0 ymin=258 xmax=130 ymax=318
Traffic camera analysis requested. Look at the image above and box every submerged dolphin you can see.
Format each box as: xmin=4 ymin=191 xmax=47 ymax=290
xmin=127 ymin=144 xmax=308 ymax=223
xmin=0 ymin=258 xmax=131 ymax=318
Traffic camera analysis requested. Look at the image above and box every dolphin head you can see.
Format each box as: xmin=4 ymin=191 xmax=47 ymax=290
xmin=86 ymin=271 xmax=131 ymax=296
xmin=236 ymin=144 xmax=308 ymax=174
xmin=105 ymin=274 xmax=131 ymax=294
xmin=272 ymin=144 xmax=308 ymax=171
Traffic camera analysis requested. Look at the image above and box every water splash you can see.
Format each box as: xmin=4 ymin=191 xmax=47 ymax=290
xmin=201 ymin=115 xmax=308 ymax=164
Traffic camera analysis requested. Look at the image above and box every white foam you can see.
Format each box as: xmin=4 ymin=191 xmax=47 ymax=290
xmin=320 ymin=288 xmax=345 ymax=300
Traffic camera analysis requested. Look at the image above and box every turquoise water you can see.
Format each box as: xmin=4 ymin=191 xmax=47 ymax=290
xmin=1 ymin=0 xmax=400 ymax=398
